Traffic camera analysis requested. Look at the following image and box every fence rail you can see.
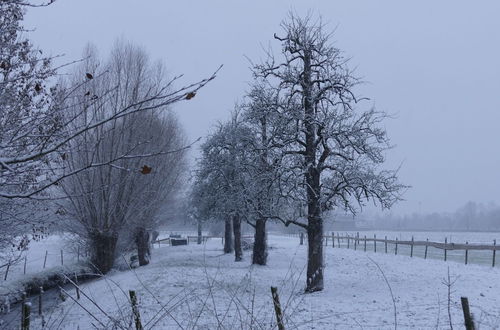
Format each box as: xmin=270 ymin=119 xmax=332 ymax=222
xmin=331 ymin=235 xmax=500 ymax=251
xmin=322 ymin=232 xmax=498 ymax=267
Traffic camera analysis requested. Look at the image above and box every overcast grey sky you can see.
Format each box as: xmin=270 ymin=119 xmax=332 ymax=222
xmin=25 ymin=1 xmax=500 ymax=215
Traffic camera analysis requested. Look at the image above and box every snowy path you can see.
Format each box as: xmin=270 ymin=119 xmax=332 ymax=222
xmin=25 ymin=235 xmax=500 ymax=329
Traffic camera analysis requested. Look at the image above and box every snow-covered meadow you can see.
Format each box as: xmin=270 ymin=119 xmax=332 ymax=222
xmin=1 ymin=235 xmax=81 ymax=281
xmin=0 ymin=234 xmax=85 ymax=304
xmin=10 ymin=233 xmax=498 ymax=329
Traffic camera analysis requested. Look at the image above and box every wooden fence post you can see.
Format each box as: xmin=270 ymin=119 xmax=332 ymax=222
xmin=77 ymin=246 xmax=80 ymax=262
xmin=465 ymin=242 xmax=469 ymax=265
xmin=460 ymin=297 xmax=475 ymax=330
xmin=384 ymin=236 xmax=387 ymax=253
xmin=3 ymin=262 xmax=10 ymax=281
xmin=21 ymin=302 xmax=30 ymax=330
xmin=300 ymin=233 xmax=304 ymax=245
xmin=24 ymin=256 xmax=27 ymax=275
xmin=4 ymin=296 xmax=10 ymax=314
xmin=75 ymin=273 xmax=80 ymax=300
xmin=410 ymin=236 xmax=414 ymax=258
xmin=38 ymin=287 xmax=43 ymax=315
xmin=60 ymin=250 xmax=64 ymax=266
xmin=21 ymin=292 xmax=26 ymax=329
xmin=354 ymin=234 xmax=357 ymax=250
xmin=374 ymin=234 xmax=377 ymax=253
xmin=129 ymin=290 xmax=143 ymax=330
xmin=424 ymin=238 xmax=428 ymax=259
xmin=364 ymin=236 xmax=367 ymax=252
xmin=43 ymin=250 xmax=48 ymax=269
xmin=337 ymin=233 xmax=340 ymax=247
xmin=347 ymin=235 xmax=350 ymax=249
xmin=332 ymin=232 xmax=335 ymax=248
xmin=493 ymin=240 xmax=496 ymax=267
xmin=444 ymin=238 xmax=447 ymax=261
xmin=395 ymin=237 xmax=398 ymax=255
xmin=271 ymin=287 xmax=285 ymax=330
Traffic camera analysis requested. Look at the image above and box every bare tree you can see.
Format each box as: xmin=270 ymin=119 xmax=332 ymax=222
xmin=58 ymin=42 xmax=190 ymax=273
xmin=0 ymin=2 xmax=218 ymax=269
xmin=192 ymin=92 xmax=288 ymax=265
xmin=252 ymin=13 xmax=405 ymax=292
xmin=192 ymin=113 xmax=255 ymax=260
xmin=123 ymin=114 xmax=187 ymax=266
xmin=240 ymin=83 xmax=288 ymax=266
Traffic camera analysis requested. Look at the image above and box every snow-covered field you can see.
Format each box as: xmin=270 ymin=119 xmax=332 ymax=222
xmin=0 ymin=234 xmax=83 ymax=300
xmin=2 ymin=234 xmax=81 ymax=280
xmin=16 ymin=234 xmax=500 ymax=329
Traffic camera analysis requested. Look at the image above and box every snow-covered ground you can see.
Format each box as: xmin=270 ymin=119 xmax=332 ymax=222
xmin=1 ymin=234 xmax=81 ymax=281
xmin=20 ymin=234 xmax=500 ymax=329
xmin=0 ymin=234 xmax=84 ymax=302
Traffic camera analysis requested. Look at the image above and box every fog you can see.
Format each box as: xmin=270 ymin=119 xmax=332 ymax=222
xmin=25 ymin=0 xmax=500 ymax=217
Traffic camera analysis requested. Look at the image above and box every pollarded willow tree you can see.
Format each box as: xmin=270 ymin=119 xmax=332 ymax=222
xmin=253 ymin=14 xmax=405 ymax=292
xmin=58 ymin=42 xmax=189 ymax=273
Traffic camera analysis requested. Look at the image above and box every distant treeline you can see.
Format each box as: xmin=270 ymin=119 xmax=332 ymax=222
xmin=371 ymin=201 xmax=500 ymax=232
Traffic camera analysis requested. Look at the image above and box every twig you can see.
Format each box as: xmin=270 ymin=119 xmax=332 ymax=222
xmin=367 ymin=256 xmax=397 ymax=330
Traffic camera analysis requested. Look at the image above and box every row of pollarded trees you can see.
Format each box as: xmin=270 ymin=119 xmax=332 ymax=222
xmin=0 ymin=1 xmax=219 ymax=273
xmin=192 ymin=13 xmax=406 ymax=292
xmin=56 ymin=43 xmax=189 ymax=273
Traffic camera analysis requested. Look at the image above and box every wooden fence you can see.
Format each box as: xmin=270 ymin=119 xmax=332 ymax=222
xmin=323 ymin=232 xmax=498 ymax=267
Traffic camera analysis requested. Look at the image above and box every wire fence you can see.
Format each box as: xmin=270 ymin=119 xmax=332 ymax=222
xmin=2 ymin=248 xmax=87 ymax=282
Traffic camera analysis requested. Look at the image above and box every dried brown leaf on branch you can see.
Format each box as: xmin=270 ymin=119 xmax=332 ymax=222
xmin=185 ymin=92 xmax=196 ymax=100
xmin=140 ymin=165 xmax=152 ymax=175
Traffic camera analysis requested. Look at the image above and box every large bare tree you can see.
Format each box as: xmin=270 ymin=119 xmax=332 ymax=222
xmin=57 ymin=42 xmax=190 ymax=273
xmin=253 ymin=14 xmax=405 ymax=292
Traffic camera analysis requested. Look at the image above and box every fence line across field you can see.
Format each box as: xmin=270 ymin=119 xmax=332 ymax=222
xmin=319 ymin=232 xmax=498 ymax=267
xmin=3 ymin=249 xmax=80 ymax=281
xmin=330 ymin=234 xmax=500 ymax=251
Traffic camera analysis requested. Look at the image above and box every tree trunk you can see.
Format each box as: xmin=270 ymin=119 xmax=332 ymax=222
xmin=197 ymin=218 xmax=202 ymax=244
xmin=252 ymin=218 xmax=267 ymax=265
xmin=306 ymin=214 xmax=324 ymax=292
xmin=89 ymin=231 xmax=118 ymax=274
xmin=135 ymin=227 xmax=150 ymax=266
xmin=305 ymin=162 xmax=324 ymax=292
xmin=224 ymin=217 xmax=233 ymax=253
xmin=303 ymin=49 xmax=324 ymax=293
xmin=233 ymin=214 xmax=242 ymax=261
